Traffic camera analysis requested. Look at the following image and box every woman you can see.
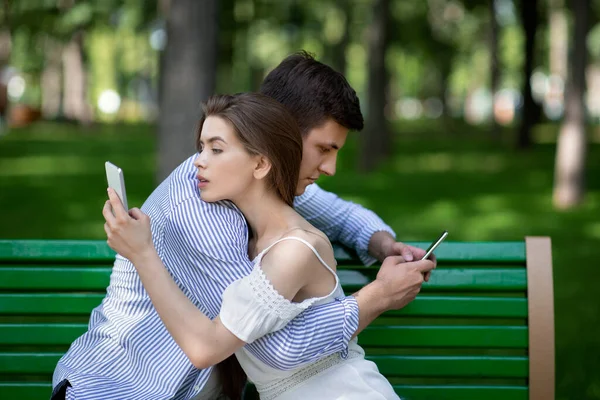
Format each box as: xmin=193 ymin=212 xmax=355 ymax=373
xmin=103 ymin=93 xmax=400 ymax=400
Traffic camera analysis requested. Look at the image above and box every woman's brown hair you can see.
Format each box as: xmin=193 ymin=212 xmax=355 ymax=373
xmin=195 ymin=93 xmax=303 ymax=398
xmin=196 ymin=93 xmax=303 ymax=207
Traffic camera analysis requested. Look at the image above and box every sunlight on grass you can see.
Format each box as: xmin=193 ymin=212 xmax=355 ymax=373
xmin=393 ymin=152 xmax=507 ymax=173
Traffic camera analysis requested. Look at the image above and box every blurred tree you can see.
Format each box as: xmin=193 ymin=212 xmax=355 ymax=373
xmin=489 ymin=0 xmax=500 ymax=137
xmin=360 ymin=0 xmax=390 ymax=172
xmin=0 ymin=0 xmax=11 ymax=125
xmin=553 ymin=0 xmax=590 ymax=208
xmin=517 ymin=0 xmax=541 ymax=149
xmin=157 ymin=0 xmax=218 ymax=182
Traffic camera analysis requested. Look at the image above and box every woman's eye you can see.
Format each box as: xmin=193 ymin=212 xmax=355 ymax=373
xmin=212 ymin=148 xmax=223 ymax=154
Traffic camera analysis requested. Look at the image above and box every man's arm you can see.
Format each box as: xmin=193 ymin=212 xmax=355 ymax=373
xmin=294 ymin=183 xmax=396 ymax=265
xmin=295 ymin=184 xmax=427 ymax=265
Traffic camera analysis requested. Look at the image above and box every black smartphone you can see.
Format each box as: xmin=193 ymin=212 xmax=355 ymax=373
xmin=421 ymin=231 xmax=448 ymax=260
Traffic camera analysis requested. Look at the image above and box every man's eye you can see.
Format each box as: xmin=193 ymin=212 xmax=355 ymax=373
xmin=320 ymin=147 xmax=330 ymax=154
xmin=212 ymin=148 xmax=223 ymax=154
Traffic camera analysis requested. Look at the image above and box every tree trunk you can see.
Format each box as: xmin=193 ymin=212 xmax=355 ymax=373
xmin=41 ymin=38 xmax=62 ymax=119
xmin=489 ymin=0 xmax=500 ymax=138
xmin=0 ymin=0 xmax=12 ymax=126
xmin=553 ymin=0 xmax=589 ymax=209
xmin=329 ymin=1 xmax=351 ymax=75
xmin=157 ymin=0 xmax=219 ymax=182
xmin=516 ymin=0 xmax=539 ymax=149
xmin=62 ymin=31 xmax=92 ymax=124
xmin=360 ymin=0 xmax=390 ymax=172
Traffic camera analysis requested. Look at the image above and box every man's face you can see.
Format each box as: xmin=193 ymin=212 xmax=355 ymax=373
xmin=296 ymin=119 xmax=348 ymax=195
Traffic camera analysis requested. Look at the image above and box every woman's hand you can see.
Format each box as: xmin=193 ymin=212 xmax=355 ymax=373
xmin=102 ymin=188 xmax=155 ymax=264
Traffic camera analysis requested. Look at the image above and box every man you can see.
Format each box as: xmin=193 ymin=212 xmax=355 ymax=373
xmin=52 ymin=52 xmax=435 ymax=400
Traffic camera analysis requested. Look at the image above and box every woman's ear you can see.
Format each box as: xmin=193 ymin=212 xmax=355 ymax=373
xmin=253 ymin=155 xmax=272 ymax=180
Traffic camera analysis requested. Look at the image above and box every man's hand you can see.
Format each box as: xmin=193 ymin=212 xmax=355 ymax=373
xmin=351 ymin=256 xmax=436 ymax=337
xmin=369 ymin=231 xmax=436 ymax=281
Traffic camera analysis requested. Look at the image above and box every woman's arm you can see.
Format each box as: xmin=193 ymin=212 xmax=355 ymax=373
xmin=102 ymin=188 xmax=317 ymax=369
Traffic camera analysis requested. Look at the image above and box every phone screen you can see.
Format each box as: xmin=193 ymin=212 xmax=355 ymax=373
xmin=421 ymin=231 xmax=448 ymax=260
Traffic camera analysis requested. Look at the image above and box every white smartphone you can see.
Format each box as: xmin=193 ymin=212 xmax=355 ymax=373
xmin=105 ymin=161 xmax=129 ymax=211
xmin=421 ymin=230 xmax=448 ymax=260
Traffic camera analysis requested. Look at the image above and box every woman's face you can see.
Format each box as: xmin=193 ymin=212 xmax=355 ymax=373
xmin=193 ymin=116 xmax=259 ymax=203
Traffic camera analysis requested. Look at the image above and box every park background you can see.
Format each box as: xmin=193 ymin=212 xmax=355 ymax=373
xmin=0 ymin=0 xmax=598 ymax=398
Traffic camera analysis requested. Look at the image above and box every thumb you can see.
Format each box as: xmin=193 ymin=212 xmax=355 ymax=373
xmin=395 ymin=243 xmax=414 ymax=262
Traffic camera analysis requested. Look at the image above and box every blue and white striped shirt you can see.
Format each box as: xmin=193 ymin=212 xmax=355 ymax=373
xmin=53 ymin=155 xmax=396 ymax=400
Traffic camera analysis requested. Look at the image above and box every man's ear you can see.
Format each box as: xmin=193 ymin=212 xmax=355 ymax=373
xmin=253 ymin=155 xmax=272 ymax=180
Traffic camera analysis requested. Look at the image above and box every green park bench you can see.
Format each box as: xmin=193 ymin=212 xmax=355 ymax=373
xmin=0 ymin=237 xmax=554 ymax=400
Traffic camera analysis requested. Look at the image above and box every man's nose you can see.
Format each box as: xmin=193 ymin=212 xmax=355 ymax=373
xmin=319 ymin=155 xmax=337 ymax=176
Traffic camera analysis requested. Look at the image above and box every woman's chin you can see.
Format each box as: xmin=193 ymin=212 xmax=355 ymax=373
xmin=199 ymin=191 xmax=219 ymax=203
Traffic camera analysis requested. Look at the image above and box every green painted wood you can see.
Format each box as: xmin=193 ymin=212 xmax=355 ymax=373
xmin=335 ymin=241 xmax=526 ymax=263
xmin=386 ymin=296 xmax=528 ymax=318
xmin=1 ymin=240 xmax=525 ymax=263
xmin=393 ymin=385 xmax=528 ymax=400
xmin=0 ymin=324 xmax=528 ymax=347
xmin=368 ymin=355 xmax=528 ymax=378
xmin=342 ymin=268 xmax=527 ymax=292
xmin=0 ymin=267 xmax=527 ymax=291
xmin=0 ymin=353 xmax=528 ymax=378
xmin=0 ymin=240 xmax=116 ymax=262
xmin=0 ymin=352 xmax=62 ymax=373
xmin=0 ymin=383 xmax=52 ymax=399
xmin=0 ymin=267 xmax=111 ymax=290
xmin=0 ymin=294 xmax=105 ymax=314
xmin=0 ymin=294 xmax=528 ymax=318
xmin=359 ymin=326 xmax=528 ymax=348
xmin=0 ymin=324 xmax=87 ymax=345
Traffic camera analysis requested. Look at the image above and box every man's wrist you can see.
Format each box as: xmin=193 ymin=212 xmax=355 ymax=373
xmin=368 ymin=231 xmax=396 ymax=262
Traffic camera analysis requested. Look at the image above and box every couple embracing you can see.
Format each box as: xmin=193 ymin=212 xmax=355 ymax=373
xmin=52 ymin=52 xmax=435 ymax=400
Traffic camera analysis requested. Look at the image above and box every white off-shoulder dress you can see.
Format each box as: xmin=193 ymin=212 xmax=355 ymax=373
xmin=219 ymin=237 xmax=400 ymax=400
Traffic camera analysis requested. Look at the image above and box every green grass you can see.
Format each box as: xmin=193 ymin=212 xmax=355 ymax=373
xmin=1 ymin=121 xmax=599 ymax=399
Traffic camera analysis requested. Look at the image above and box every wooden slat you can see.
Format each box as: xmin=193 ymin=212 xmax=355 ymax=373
xmin=0 ymin=267 xmax=111 ymax=290
xmin=0 ymin=353 xmax=528 ymax=378
xmin=0 ymin=240 xmax=525 ymax=263
xmin=0 ymin=324 xmax=86 ymax=345
xmin=369 ymin=355 xmax=528 ymax=378
xmin=335 ymin=241 xmax=526 ymax=263
xmin=386 ymin=296 xmax=528 ymax=318
xmin=342 ymin=268 xmax=527 ymax=292
xmin=0 ymin=294 xmax=527 ymax=318
xmin=526 ymin=237 xmax=555 ymax=400
xmin=0 ymin=294 xmax=104 ymax=314
xmin=359 ymin=326 xmax=528 ymax=348
xmin=0 ymin=240 xmax=115 ymax=262
xmin=0 ymin=352 xmax=61 ymax=374
xmin=393 ymin=385 xmax=528 ymax=400
xmin=0 ymin=383 xmax=52 ymax=399
xmin=0 ymin=267 xmax=527 ymax=292
xmin=0 ymin=383 xmax=528 ymax=400
xmin=0 ymin=324 xmax=528 ymax=347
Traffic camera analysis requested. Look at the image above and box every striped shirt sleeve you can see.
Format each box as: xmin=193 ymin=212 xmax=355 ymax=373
xmin=294 ymin=183 xmax=396 ymax=266
xmin=245 ymin=295 xmax=359 ymax=370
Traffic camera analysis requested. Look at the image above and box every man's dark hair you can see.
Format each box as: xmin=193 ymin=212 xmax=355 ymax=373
xmin=259 ymin=51 xmax=364 ymax=136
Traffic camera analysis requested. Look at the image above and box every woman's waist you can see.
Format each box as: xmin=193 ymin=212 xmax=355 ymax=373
xmin=249 ymin=344 xmax=365 ymax=400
